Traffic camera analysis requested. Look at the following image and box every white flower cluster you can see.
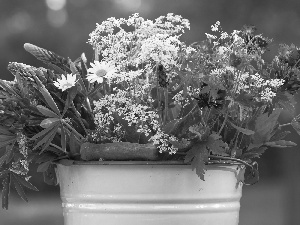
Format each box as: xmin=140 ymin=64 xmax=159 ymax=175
xmin=149 ymin=131 xmax=178 ymax=154
xmin=9 ymin=160 xmax=29 ymax=176
xmin=9 ymin=132 xmax=30 ymax=177
xmin=249 ymin=73 xmax=284 ymax=102
xmin=88 ymin=13 xmax=189 ymax=73
xmin=93 ymin=89 xmax=178 ymax=154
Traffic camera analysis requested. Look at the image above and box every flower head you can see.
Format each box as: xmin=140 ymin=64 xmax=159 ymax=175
xmin=87 ymin=61 xmax=116 ymax=83
xmin=53 ymin=73 xmax=77 ymax=91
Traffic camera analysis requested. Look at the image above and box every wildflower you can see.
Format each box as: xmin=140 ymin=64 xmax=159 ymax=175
xmin=87 ymin=61 xmax=116 ymax=83
xmin=53 ymin=73 xmax=77 ymax=91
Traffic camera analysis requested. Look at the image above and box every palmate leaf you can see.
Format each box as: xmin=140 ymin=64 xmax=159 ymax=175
xmin=184 ymin=142 xmax=209 ymax=180
xmin=252 ymin=108 xmax=282 ymax=144
xmin=13 ymin=175 xmax=38 ymax=192
xmin=37 ymin=105 xmax=59 ymax=118
xmin=242 ymin=146 xmax=268 ymax=159
xmin=206 ymin=133 xmax=229 ymax=156
xmin=11 ymin=175 xmax=27 ymax=202
xmin=33 ymin=75 xmax=61 ymax=116
xmin=32 ymin=122 xmax=59 ymax=151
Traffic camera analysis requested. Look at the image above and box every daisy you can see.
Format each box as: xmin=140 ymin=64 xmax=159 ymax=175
xmin=53 ymin=73 xmax=77 ymax=91
xmin=87 ymin=61 xmax=116 ymax=83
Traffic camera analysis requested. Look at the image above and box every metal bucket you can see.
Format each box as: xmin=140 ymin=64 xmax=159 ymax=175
xmin=56 ymin=161 xmax=244 ymax=225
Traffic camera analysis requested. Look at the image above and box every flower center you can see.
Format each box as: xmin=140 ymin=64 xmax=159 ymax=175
xmin=95 ymin=69 xmax=107 ymax=77
xmin=62 ymin=82 xmax=74 ymax=90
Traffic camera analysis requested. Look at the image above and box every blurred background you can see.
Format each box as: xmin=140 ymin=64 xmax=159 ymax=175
xmin=0 ymin=0 xmax=300 ymax=224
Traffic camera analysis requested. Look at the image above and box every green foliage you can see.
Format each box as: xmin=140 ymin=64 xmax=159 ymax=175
xmin=1 ymin=15 xmax=300 ymax=209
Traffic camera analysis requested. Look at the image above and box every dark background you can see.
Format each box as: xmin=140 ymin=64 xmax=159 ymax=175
xmin=0 ymin=0 xmax=300 ymax=224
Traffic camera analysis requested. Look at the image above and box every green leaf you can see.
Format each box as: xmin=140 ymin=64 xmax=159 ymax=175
xmin=35 ymin=152 xmax=58 ymax=164
xmin=61 ymin=126 xmax=67 ymax=152
xmin=37 ymin=105 xmax=59 ymax=118
xmin=33 ymin=75 xmax=61 ymax=116
xmin=243 ymin=162 xmax=259 ymax=185
xmin=270 ymin=131 xmax=291 ymax=142
xmin=33 ymin=123 xmax=59 ymax=151
xmin=69 ymin=131 xmax=81 ymax=156
xmin=58 ymin=159 xmax=74 ymax=166
xmin=62 ymin=85 xmax=77 ymax=117
xmin=12 ymin=175 xmax=27 ymax=202
xmin=264 ymin=140 xmax=297 ymax=148
xmin=0 ymin=135 xmax=16 ymax=142
xmin=13 ymin=175 xmax=38 ymax=191
xmin=37 ymin=161 xmax=52 ymax=173
xmin=39 ymin=127 xmax=58 ymax=154
xmin=206 ymin=134 xmax=229 ymax=156
xmin=24 ymin=43 xmax=70 ymax=73
xmin=291 ymin=114 xmax=300 ymax=135
xmin=274 ymin=92 xmax=296 ymax=115
xmin=2 ymin=173 xmax=11 ymax=209
xmin=253 ymin=108 xmax=282 ymax=144
xmin=43 ymin=164 xmax=57 ymax=185
xmin=40 ymin=118 xmax=60 ymax=128
xmin=184 ymin=142 xmax=209 ymax=180
xmin=0 ymin=143 xmax=15 ymax=167
xmin=242 ymin=146 xmax=268 ymax=159
xmin=0 ymin=126 xmax=13 ymax=135
xmin=31 ymin=121 xmax=58 ymax=140
xmin=229 ymin=122 xmax=255 ymax=135
xmin=0 ymin=80 xmax=20 ymax=98
xmin=0 ymin=138 xmax=16 ymax=150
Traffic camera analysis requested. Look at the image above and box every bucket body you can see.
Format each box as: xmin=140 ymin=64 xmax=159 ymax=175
xmin=56 ymin=161 xmax=244 ymax=225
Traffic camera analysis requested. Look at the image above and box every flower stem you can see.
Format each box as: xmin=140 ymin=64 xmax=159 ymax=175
xmin=218 ymin=110 xmax=229 ymax=135
xmin=61 ymin=120 xmax=84 ymax=140
xmin=71 ymin=102 xmax=89 ymax=135
xmin=279 ymin=123 xmax=291 ymax=128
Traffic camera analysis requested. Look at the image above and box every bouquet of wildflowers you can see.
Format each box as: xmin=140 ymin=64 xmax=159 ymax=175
xmin=1 ymin=13 xmax=300 ymax=209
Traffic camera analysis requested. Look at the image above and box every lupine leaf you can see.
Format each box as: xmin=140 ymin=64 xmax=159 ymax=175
xmin=31 ymin=121 xmax=58 ymax=140
xmin=13 ymin=175 xmax=38 ymax=191
xmin=33 ymin=123 xmax=59 ymax=151
xmin=62 ymin=85 xmax=77 ymax=117
xmin=0 ymin=138 xmax=16 ymax=150
xmin=0 ymin=126 xmax=13 ymax=135
xmin=12 ymin=175 xmax=28 ymax=202
xmin=33 ymin=75 xmax=61 ymax=116
xmin=39 ymin=126 xmax=59 ymax=154
xmin=40 ymin=118 xmax=60 ymax=128
xmin=37 ymin=105 xmax=59 ymax=118
xmin=2 ymin=173 xmax=11 ymax=209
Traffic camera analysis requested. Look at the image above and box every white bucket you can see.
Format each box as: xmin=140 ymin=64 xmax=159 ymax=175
xmin=56 ymin=161 xmax=244 ymax=225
